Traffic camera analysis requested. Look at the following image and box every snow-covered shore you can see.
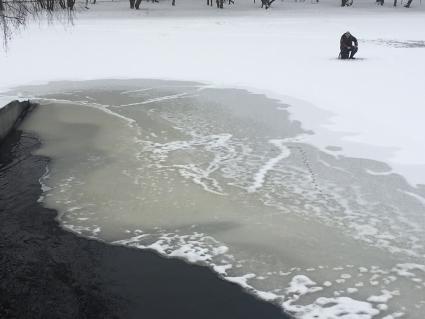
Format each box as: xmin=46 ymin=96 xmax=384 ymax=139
xmin=1 ymin=0 xmax=425 ymax=186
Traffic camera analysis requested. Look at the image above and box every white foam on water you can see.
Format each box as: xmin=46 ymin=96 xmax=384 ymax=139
xmin=284 ymin=296 xmax=380 ymax=319
xmin=382 ymin=313 xmax=405 ymax=319
xmin=113 ymin=230 xmax=235 ymax=272
xmin=367 ymin=290 xmax=398 ymax=303
xmin=118 ymin=93 xmax=189 ymax=107
xmin=248 ymin=139 xmax=291 ymax=193
xmin=226 ymin=273 xmax=257 ymax=289
xmin=286 ymin=275 xmax=323 ymax=297
xmin=402 ymin=191 xmax=425 ymax=207
xmin=120 ymin=88 xmax=155 ymax=95
xmin=34 ymin=97 xmax=137 ymax=127
xmin=143 ymin=132 xmax=234 ymax=195
xmin=392 ymin=263 xmax=425 ymax=278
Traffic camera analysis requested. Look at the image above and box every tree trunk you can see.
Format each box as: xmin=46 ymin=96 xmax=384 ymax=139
xmin=172 ymin=0 xmax=175 ymax=5
xmin=67 ymin=0 xmax=75 ymax=10
xmin=129 ymin=0 xmax=135 ymax=8
xmin=393 ymin=0 xmax=397 ymax=6
xmin=404 ymin=0 xmax=412 ymax=6
xmin=215 ymin=0 xmax=224 ymax=8
xmin=135 ymin=0 xmax=142 ymax=9
xmin=48 ymin=0 xmax=55 ymax=11
xmin=0 ymin=0 xmax=4 ymax=11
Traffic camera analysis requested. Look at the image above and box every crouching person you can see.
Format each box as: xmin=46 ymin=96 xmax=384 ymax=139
xmin=340 ymin=31 xmax=358 ymax=59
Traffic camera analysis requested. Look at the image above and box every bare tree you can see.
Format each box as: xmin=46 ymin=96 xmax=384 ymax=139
xmin=0 ymin=0 xmax=73 ymax=47
xmin=261 ymin=0 xmax=275 ymax=8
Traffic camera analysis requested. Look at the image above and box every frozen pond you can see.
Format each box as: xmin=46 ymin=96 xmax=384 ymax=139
xmin=15 ymin=79 xmax=425 ymax=319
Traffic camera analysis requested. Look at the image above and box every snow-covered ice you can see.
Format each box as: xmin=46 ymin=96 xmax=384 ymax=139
xmin=1 ymin=0 xmax=425 ymax=185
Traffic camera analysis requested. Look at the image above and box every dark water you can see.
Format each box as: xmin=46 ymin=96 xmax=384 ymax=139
xmin=0 ymin=129 xmax=290 ymax=319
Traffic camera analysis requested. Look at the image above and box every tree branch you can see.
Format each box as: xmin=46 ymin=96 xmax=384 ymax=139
xmin=0 ymin=14 xmax=25 ymax=20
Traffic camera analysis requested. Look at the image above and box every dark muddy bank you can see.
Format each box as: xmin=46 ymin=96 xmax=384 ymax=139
xmin=0 ymin=100 xmax=34 ymax=141
xmin=0 ymin=130 xmax=290 ymax=319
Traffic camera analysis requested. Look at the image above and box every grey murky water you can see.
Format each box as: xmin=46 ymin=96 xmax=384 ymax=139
xmin=15 ymin=79 xmax=425 ymax=319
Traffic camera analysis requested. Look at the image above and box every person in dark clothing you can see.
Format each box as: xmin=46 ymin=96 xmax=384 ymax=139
xmin=340 ymin=31 xmax=358 ymax=59
xmin=404 ymin=0 xmax=413 ymax=7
